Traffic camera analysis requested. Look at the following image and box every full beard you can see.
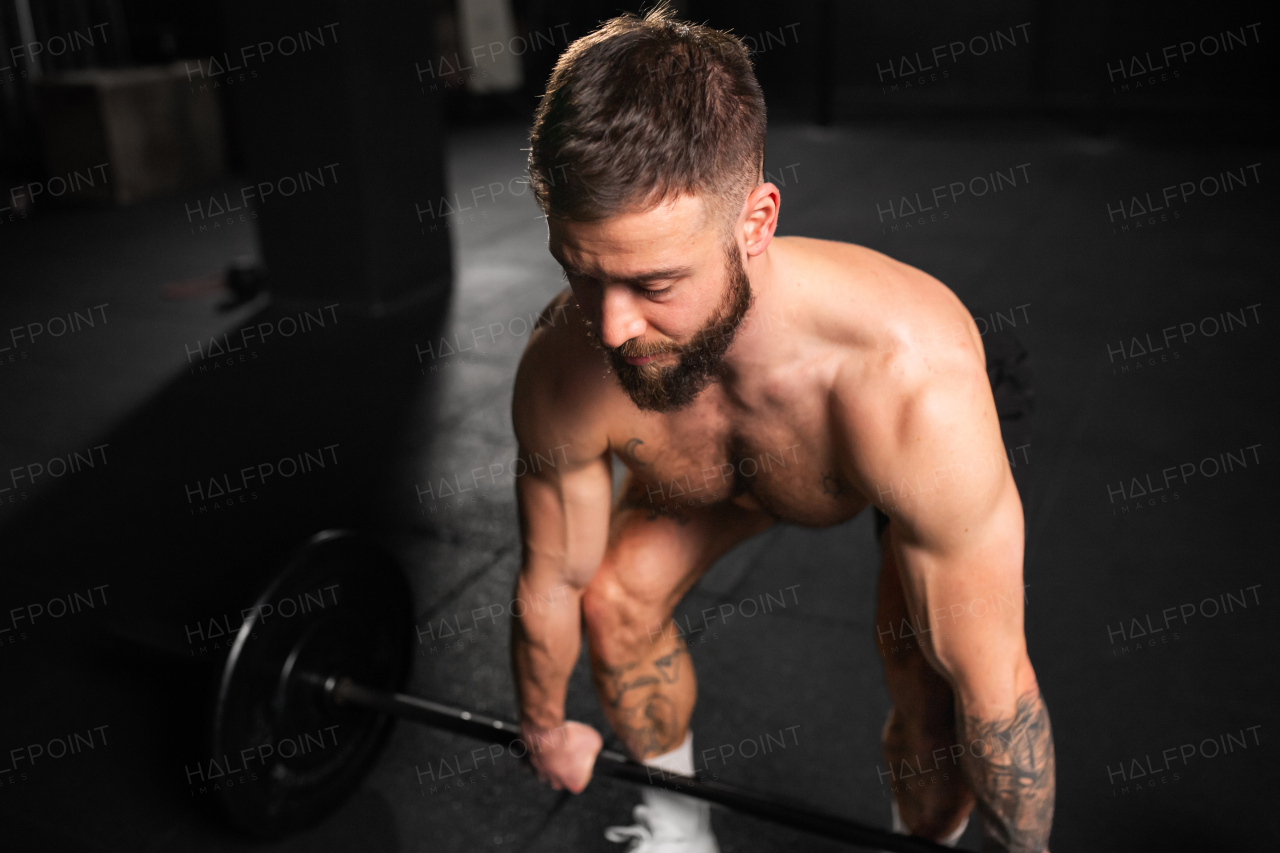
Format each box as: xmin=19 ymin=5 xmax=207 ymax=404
xmin=603 ymin=242 xmax=754 ymax=413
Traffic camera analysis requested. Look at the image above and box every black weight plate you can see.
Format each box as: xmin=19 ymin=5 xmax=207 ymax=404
xmin=211 ymin=530 xmax=414 ymax=838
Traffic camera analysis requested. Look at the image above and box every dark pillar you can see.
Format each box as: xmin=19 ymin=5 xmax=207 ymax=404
xmin=218 ymin=0 xmax=452 ymax=312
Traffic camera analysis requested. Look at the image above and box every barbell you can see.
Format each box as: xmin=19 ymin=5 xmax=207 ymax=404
xmin=208 ymin=529 xmax=958 ymax=852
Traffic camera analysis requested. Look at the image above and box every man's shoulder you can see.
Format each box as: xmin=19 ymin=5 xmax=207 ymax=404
xmin=781 ymin=235 xmax=912 ymax=277
xmin=808 ymin=239 xmax=992 ymax=474
xmin=780 ymin=237 xmax=958 ymax=325
xmin=512 ymin=290 xmax=613 ymax=464
xmin=781 ymin=236 xmax=978 ymax=380
xmin=515 ymin=289 xmax=600 ymax=398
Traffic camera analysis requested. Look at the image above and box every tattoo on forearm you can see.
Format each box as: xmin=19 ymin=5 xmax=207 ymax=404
xmin=961 ymin=690 xmax=1056 ymax=853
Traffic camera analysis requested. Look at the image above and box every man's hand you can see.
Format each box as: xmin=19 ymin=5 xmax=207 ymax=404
xmin=523 ymin=720 xmax=603 ymax=793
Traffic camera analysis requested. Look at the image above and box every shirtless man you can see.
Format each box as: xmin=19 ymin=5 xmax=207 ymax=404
xmin=510 ymin=8 xmax=1053 ymax=852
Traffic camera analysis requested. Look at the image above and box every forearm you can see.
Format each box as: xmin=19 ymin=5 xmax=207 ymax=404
xmin=511 ymin=568 xmax=584 ymax=730
xmin=957 ymin=687 xmax=1055 ymax=853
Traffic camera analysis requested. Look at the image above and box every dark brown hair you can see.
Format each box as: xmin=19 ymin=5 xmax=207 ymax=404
xmin=528 ymin=3 xmax=766 ymax=229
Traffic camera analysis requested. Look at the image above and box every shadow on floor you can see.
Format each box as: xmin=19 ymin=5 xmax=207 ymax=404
xmin=1 ymin=292 xmax=453 ymax=851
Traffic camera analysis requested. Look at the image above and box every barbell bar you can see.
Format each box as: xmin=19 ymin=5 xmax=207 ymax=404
xmin=209 ymin=529 xmax=959 ymax=851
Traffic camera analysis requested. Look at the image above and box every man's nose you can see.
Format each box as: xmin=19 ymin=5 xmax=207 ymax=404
xmin=598 ymin=285 xmax=646 ymax=349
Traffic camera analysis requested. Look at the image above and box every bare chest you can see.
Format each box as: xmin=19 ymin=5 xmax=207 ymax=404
xmin=612 ymin=407 xmax=867 ymax=527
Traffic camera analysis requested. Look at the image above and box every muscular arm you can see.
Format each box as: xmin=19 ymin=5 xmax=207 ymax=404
xmin=839 ymin=329 xmax=1054 ymax=852
xmin=511 ymin=447 xmax=611 ymax=730
xmin=509 ymin=315 xmax=613 ymax=736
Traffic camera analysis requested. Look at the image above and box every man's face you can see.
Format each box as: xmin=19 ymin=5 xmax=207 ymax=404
xmin=548 ymin=194 xmax=753 ymax=413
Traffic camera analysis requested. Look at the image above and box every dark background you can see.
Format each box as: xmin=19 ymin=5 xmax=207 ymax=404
xmin=0 ymin=1 xmax=1275 ymax=851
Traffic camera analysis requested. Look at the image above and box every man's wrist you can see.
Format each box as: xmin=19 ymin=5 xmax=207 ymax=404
xmin=519 ymin=711 xmax=565 ymax=734
xmin=520 ymin=715 xmax=571 ymax=755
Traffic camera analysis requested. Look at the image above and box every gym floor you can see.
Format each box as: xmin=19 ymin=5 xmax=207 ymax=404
xmin=0 ymin=118 xmax=1274 ymax=852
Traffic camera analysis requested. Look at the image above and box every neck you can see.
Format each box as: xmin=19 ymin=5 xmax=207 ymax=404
xmin=718 ymin=238 xmax=788 ymax=378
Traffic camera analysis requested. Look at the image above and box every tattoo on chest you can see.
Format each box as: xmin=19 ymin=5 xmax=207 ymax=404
xmin=623 ymin=437 xmax=650 ymax=468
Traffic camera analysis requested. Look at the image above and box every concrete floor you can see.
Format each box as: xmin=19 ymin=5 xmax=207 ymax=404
xmin=0 ymin=118 xmax=1274 ymax=852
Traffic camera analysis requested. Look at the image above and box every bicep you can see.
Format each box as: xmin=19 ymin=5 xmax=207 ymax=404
xmin=511 ymin=320 xmax=614 ymax=591
xmin=860 ymin=368 xmax=1029 ymax=706
xmin=516 ymin=448 xmax=613 ymax=590
xmin=890 ymin=488 xmax=1027 ymax=707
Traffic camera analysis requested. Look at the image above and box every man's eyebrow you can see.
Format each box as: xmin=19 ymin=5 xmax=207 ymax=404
xmin=550 ymin=253 xmax=586 ymax=278
xmin=617 ymin=267 xmax=692 ymax=284
xmin=549 ymin=247 xmax=691 ymax=284
xmin=556 ymin=263 xmax=692 ymax=283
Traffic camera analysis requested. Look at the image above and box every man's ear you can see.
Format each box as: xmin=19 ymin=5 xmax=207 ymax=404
xmin=741 ymin=182 xmax=781 ymax=257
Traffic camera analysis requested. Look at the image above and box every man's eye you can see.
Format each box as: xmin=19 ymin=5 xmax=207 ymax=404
xmin=642 ymin=287 xmax=671 ymax=300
